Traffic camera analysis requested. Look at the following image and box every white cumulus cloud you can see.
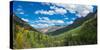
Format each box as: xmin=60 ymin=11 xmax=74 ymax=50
xmin=66 ymin=21 xmax=74 ymax=24
xmin=31 ymin=17 xmax=65 ymax=28
xmin=72 ymin=18 xmax=76 ymax=20
xmin=42 ymin=17 xmax=50 ymax=20
xmin=35 ymin=10 xmax=55 ymax=15
xmin=64 ymin=18 xmax=69 ymax=20
xmin=19 ymin=12 xmax=24 ymax=14
xmin=42 ymin=3 xmax=94 ymax=17
xmin=16 ymin=8 xmax=22 ymax=11
xmin=21 ymin=18 xmax=29 ymax=22
xmin=31 ymin=23 xmax=49 ymax=28
xmin=35 ymin=6 xmax=67 ymax=15
xmin=54 ymin=8 xmax=67 ymax=15
xmin=53 ymin=4 xmax=94 ymax=17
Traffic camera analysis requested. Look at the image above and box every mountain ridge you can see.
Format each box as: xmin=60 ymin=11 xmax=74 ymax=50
xmin=47 ymin=11 xmax=97 ymax=35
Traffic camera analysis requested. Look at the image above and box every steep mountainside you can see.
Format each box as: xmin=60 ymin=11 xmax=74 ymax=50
xmin=54 ymin=16 xmax=97 ymax=45
xmin=47 ymin=11 xmax=97 ymax=35
xmin=13 ymin=14 xmax=38 ymax=31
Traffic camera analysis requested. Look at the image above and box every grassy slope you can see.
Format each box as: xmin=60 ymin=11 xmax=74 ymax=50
xmin=54 ymin=17 xmax=97 ymax=46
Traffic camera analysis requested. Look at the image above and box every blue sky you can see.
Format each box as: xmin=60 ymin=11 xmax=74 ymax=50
xmin=12 ymin=1 xmax=97 ymax=28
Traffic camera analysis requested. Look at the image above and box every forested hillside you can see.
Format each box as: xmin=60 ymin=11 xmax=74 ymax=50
xmin=47 ymin=11 xmax=97 ymax=35
xmin=12 ymin=12 xmax=97 ymax=49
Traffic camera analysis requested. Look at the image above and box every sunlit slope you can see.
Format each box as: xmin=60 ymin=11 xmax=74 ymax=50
xmin=47 ymin=11 xmax=97 ymax=35
xmin=54 ymin=16 xmax=97 ymax=45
